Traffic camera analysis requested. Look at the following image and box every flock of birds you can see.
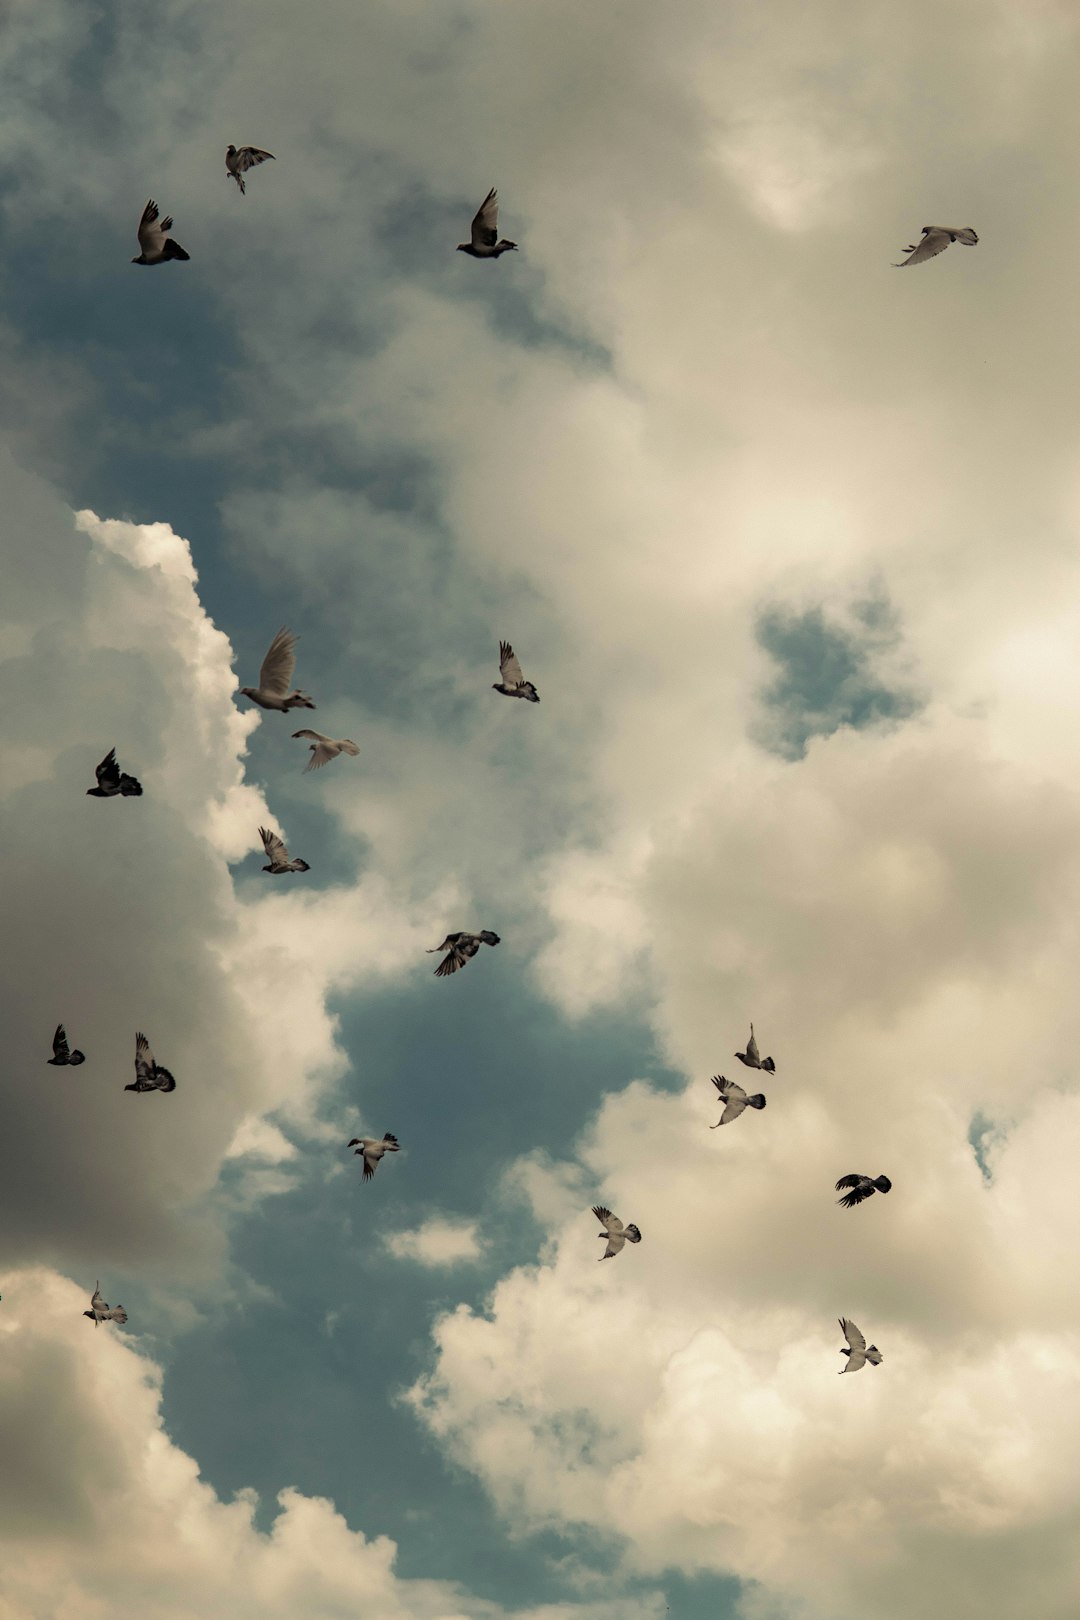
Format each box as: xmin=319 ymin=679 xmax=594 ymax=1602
xmin=60 ymin=147 xmax=979 ymax=1369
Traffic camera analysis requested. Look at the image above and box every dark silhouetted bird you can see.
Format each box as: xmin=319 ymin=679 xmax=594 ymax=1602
xmin=427 ymin=931 xmax=500 ymax=977
xmin=835 ymin=1173 xmax=892 ymax=1209
xmin=86 ymin=748 xmax=142 ymax=798
xmin=709 ymin=1074 xmax=765 ymax=1127
xmin=47 ymin=1024 xmax=85 ymax=1066
xmin=126 ymin=1032 xmax=175 ymax=1093
xmin=592 ymin=1206 xmax=642 ymax=1260
xmin=457 ymin=188 xmax=517 ymax=258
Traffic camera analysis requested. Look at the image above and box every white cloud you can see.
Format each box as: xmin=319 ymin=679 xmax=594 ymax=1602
xmin=385 ymin=1218 xmax=484 ymax=1267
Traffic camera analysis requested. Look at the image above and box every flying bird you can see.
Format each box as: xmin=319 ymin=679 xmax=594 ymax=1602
xmin=125 ymin=1032 xmax=176 ymax=1093
xmin=131 ymin=198 xmax=190 ymax=265
xmin=493 ymin=640 xmax=539 ymax=702
xmin=893 ymin=226 xmax=978 ymax=267
xmin=86 ymin=748 xmax=142 ymax=798
xmin=735 ymin=1023 xmax=775 ymax=1073
xmin=427 ymin=931 xmax=501 ymax=977
xmin=592 ymin=1205 xmax=642 ymax=1260
xmin=225 ymin=144 xmax=275 ymax=195
xmin=47 ymin=1024 xmax=85 ymax=1067
xmin=259 ymin=826 xmax=310 ymax=874
xmin=239 ymin=627 xmax=316 ymax=712
xmin=457 ymin=188 xmax=517 ymax=258
xmin=709 ymin=1074 xmax=765 ymax=1127
xmin=348 ymin=1134 xmax=400 ymax=1181
xmin=84 ymin=1283 xmax=128 ymax=1328
xmin=838 ymin=1317 xmax=883 ymax=1374
xmin=291 ymin=730 xmax=360 ymax=772
xmin=835 ymin=1173 xmax=892 ymax=1209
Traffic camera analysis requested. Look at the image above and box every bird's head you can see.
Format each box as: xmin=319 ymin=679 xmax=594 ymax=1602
xmin=239 ymin=686 xmax=256 ymax=700
xmin=83 ymin=1310 xmax=96 ymax=1320
xmin=131 ymin=255 xmax=147 ymax=265
xmin=456 ymin=243 xmax=471 ymax=254
xmin=347 ymin=1138 xmax=360 ymax=1148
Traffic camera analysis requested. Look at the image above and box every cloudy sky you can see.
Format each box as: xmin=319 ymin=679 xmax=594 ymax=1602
xmin=3 ymin=0 xmax=1080 ymax=1616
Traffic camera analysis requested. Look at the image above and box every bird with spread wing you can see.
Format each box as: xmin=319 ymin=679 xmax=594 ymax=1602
xmin=125 ymin=1032 xmax=176 ymax=1094
xmin=492 ymin=640 xmax=539 ymax=702
xmin=427 ymin=931 xmax=501 ymax=977
xmin=259 ymin=827 xmax=310 ymax=874
xmin=592 ymin=1205 xmax=642 ymax=1260
xmin=84 ymin=1283 xmax=128 ymax=1327
xmin=47 ymin=1024 xmax=85 ymax=1066
xmin=457 ymin=188 xmax=518 ymax=258
xmin=838 ymin=1317 xmax=883 ymax=1373
xmin=835 ymin=1173 xmax=892 ymax=1209
xmin=893 ymin=225 xmax=978 ymax=267
xmin=131 ymin=198 xmax=189 ymax=265
xmin=239 ymin=628 xmax=316 ymax=712
xmin=225 ymin=144 xmax=275 ymax=195
xmin=348 ymin=1134 xmax=400 ymax=1181
xmin=709 ymin=1074 xmax=766 ymax=1127
xmin=291 ymin=730 xmax=360 ymax=771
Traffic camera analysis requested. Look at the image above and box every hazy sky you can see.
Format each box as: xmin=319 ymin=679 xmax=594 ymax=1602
xmin=3 ymin=2 xmax=1080 ymax=1617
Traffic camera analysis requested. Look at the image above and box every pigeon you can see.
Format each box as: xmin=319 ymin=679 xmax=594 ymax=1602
xmin=125 ymin=1032 xmax=176 ymax=1093
xmin=47 ymin=1024 xmax=85 ymax=1067
xmin=835 ymin=1173 xmax=892 ymax=1209
xmin=493 ymin=640 xmax=539 ymax=702
xmin=592 ymin=1205 xmax=642 ymax=1260
xmin=239 ymin=627 xmax=316 ymax=712
xmin=291 ymin=730 xmax=360 ymax=772
xmin=348 ymin=1134 xmax=400 ymax=1181
xmin=84 ymin=1283 xmax=128 ymax=1328
xmin=893 ymin=226 xmax=978 ymax=268
xmin=735 ymin=1023 xmax=775 ymax=1073
xmin=86 ymin=747 xmax=142 ymax=798
xmin=838 ymin=1317 xmax=882 ymax=1373
xmin=457 ymin=188 xmax=518 ymax=258
xmin=709 ymin=1074 xmax=766 ymax=1127
xmin=225 ymin=144 xmax=275 ymax=195
xmin=259 ymin=826 xmax=310 ymax=874
xmin=427 ymin=931 xmax=501 ymax=977
xmin=131 ymin=198 xmax=190 ymax=265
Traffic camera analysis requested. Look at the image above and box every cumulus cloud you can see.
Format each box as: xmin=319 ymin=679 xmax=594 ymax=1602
xmin=385 ymin=1218 xmax=484 ymax=1267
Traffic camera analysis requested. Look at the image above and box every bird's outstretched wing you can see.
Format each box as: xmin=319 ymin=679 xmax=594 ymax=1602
xmin=711 ymin=1075 xmax=748 ymax=1125
xmin=471 ymin=188 xmax=500 ymax=249
xmin=499 ymin=640 xmax=525 ymax=687
xmin=744 ymin=1026 xmax=760 ymax=1064
xmin=52 ymin=1024 xmax=71 ymax=1061
xmin=96 ymin=749 xmax=121 ymax=790
xmin=292 ymin=729 xmax=335 ymax=770
xmin=893 ymin=227 xmax=950 ymax=267
xmin=90 ymin=1284 xmax=105 ymax=1314
xmin=137 ymin=199 xmax=165 ymax=253
xmin=236 ymin=146 xmax=275 ymax=172
xmin=134 ymin=1032 xmax=156 ymax=1085
xmin=840 ymin=1317 xmax=866 ymax=1352
xmin=258 ymin=628 xmax=297 ymax=699
xmin=259 ymin=827 xmax=288 ymax=864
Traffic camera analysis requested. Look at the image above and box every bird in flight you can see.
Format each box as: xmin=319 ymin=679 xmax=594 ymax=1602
xmin=592 ymin=1205 xmax=642 ymax=1260
xmin=457 ymin=188 xmax=518 ymax=258
xmin=735 ymin=1023 xmax=775 ymax=1073
xmin=835 ymin=1173 xmax=892 ymax=1209
xmin=239 ymin=627 xmax=316 ymax=712
xmin=348 ymin=1134 xmax=400 ymax=1181
xmin=838 ymin=1317 xmax=883 ymax=1373
xmin=709 ymin=1074 xmax=766 ymax=1127
xmin=47 ymin=1024 xmax=85 ymax=1067
xmin=225 ymin=144 xmax=275 ymax=195
xmin=427 ymin=931 xmax=501 ymax=977
xmin=131 ymin=198 xmax=190 ymax=265
xmin=259 ymin=826 xmax=310 ymax=874
xmin=893 ymin=226 xmax=978 ymax=267
xmin=84 ymin=1283 xmax=127 ymax=1328
xmin=86 ymin=747 xmax=142 ymax=798
xmin=126 ymin=1032 xmax=176 ymax=1093
xmin=492 ymin=640 xmax=539 ymax=702
xmin=291 ymin=730 xmax=360 ymax=772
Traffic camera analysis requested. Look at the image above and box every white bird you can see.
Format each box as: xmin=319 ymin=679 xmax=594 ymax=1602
xmin=290 ymin=730 xmax=360 ymax=772
xmin=348 ymin=1133 xmax=400 ymax=1181
xmin=427 ymin=931 xmax=501 ymax=977
xmin=259 ymin=826 xmax=310 ymax=874
xmin=225 ymin=144 xmax=275 ymax=195
xmin=835 ymin=1173 xmax=892 ymax=1209
xmin=131 ymin=198 xmax=190 ymax=265
xmin=735 ymin=1023 xmax=775 ymax=1073
xmin=239 ymin=628 xmax=316 ymax=712
xmin=592 ymin=1205 xmax=642 ymax=1260
xmin=47 ymin=1024 xmax=85 ymax=1067
xmin=838 ymin=1317 xmax=883 ymax=1373
xmin=709 ymin=1074 xmax=766 ymax=1127
xmin=492 ymin=640 xmax=539 ymax=702
xmin=893 ymin=226 xmax=978 ymax=267
xmin=84 ymin=1283 xmax=128 ymax=1328
xmin=457 ymin=188 xmax=517 ymax=258
xmin=126 ymin=1032 xmax=175 ymax=1093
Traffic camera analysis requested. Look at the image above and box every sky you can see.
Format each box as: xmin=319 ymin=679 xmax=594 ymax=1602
xmin=2 ymin=0 xmax=1080 ymax=1616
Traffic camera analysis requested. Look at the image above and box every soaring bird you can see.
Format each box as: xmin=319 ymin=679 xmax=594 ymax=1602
xmin=709 ymin=1074 xmax=766 ymax=1127
xmin=259 ymin=826 xmax=310 ymax=874
xmin=225 ymin=144 xmax=275 ymax=195
xmin=125 ymin=1032 xmax=176 ymax=1093
xmin=835 ymin=1173 xmax=892 ymax=1209
xmin=47 ymin=1024 xmax=85 ymax=1067
xmin=592 ymin=1205 xmax=642 ymax=1260
xmin=86 ymin=748 xmax=142 ymax=798
xmin=291 ymin=730 xmax=360 ymax=772
xmin=427 ymin=931 xmax=501 ymax=977
xmin=131 ymin=198 xmax=190 ymax=265
xmin=492 ymin=640 xmax=539 ymax=702
xmin=239 ymin=627 xmax=316 ymax=712
xmin=838 ymin=1317 xmax=882 ymax=1373
xmin=84 ymin=1283 xmax=128 ymax=1328
xmin=893 ymin=226 xmax=978 ymax=267
xmin=348 ymin=1134 xmax=400 ymax=1181
xmin=735 ymin=1023 xmax=775 ymax=1073
xmin=457 ymin=188 xmax=517 ymax=258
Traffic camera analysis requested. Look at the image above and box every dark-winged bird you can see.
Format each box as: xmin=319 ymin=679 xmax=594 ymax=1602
xmin=735 ymin=1023 xmax=775 ymax=1073
xmin=259 ymin=826 xmax=310 ymax=874
xmin=457 ymin=188 xmax=517 ymax=258
xmin=427 ymin=931 xmax=501 ymax=977
xmin=225 ymin=144 xmax=275 ymax=195
xmin=84 ymin=1283 xmax=127 ymax=1327
xmin=125 ymin=1032 xmax=176 ymax=1093
xmin=835 ymin=1173 xmax=892 ymax=1209
xmin=838 ymin=1317 xmax=882 ymax=1373
xmin=893 ymin=226 xmax=978 ymax=267
xmin=709 ymin=1074 xmax=765 ymax=1127
xmin=86 ymin=748 xmax=142 ymax=798
xmin=592 ymin=1206 xmax=642 ymax=1260
xmin=239 ymin=627 xmax=316 ymax=712
xmin=132 ymin=198 xmax=190 ymax=265
xmin=47 ymin=1024 xmax=85 ymax=1066
xmin=348 ymin=1134 xmax=400 ymax=1181
xmin=493 ymin=640 xmax=539 ymax=702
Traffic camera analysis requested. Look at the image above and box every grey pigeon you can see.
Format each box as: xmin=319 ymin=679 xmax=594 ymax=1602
xmin=86 ymin=748 xmax=142 ymax=798
xmin=132 ymin=198 xmax=189 ymax=265
xmin=709 ymin=1074 xmax=765 ymax=1127
xmin=835 ymin=1173 xmax=892 ymax=1209
xmin=239 ymin=627 xmax=316 ymax=712
xmin=893 ymin=226 xmax=978 ymax=268
xmin=291 ymin=730 xmax=360 ymax=772
xmin=84 ymin=1283 xmax=128 ymax=1328
xmin=259 ymin=826 xmax=310 ymax=874
xmin=125 ymin=1032 xmax=175 ymax=1093
xmin=225 ymin=144 xmax=275 ymax=195
xmin=427 ymin=931 xmax=501 ymax=977
xmin=457 ymin=188 xmax=517 ymax=258
xmin=348 ymin=1134 xmax=400 ymax=1181
xmin=592 ymin=1205 xmax=642 ymax=1260
xmin=48 ymin=1024 xmax=85 ymax=1066
xmin=493 ymin=640 xmax=539 ymax=702
xmin=735 ymin=1023 xmax=775 ymax=1073
xmin=838 ymin=1317 xmax=882 ymax=1373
